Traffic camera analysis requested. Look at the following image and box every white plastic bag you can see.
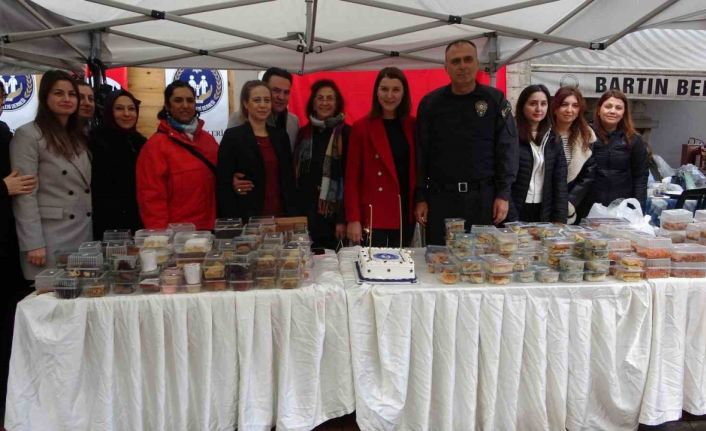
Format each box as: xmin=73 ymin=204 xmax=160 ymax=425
xmin=587 ymin=198 xmax=655 ymax=235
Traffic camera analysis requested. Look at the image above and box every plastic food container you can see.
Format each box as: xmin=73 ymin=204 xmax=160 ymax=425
xmin=82 ymin=273 xmax=109 ymax=297
xmin=54 ymin=249 xmax=74 ymax=268
xmin=481 ymin=255 xmax=514 ymax=274
xmin=504 ymin=221 xmax=530 ymax=235
xmin=254 ymin=269 xmax=277 ymax=289
xmin=66 ymin=252 xmax=104 ymax=278
xmin=614 ymin=265 xmax=645 ymax=282
xmin=461 ymin=271 xmax=485 ymax=284
xmin=263 ymin=232 xmax=284 ymax=246
xmin=671 ymin=243 xmax=706 ymax=262
xmin=657 ymin=228 xmax=686 ymax=244
xmin=685 ymin=223 xmax=706 ymax=242
xmin=110 ymin=270 xmax=138 ymax=294
xmin=487 ymin=273 xmax=512 ymax=285
xmin=560 ymin=271 xmax=583 ymax=283
xmin=139 ymin=270 xmax=161 ymax=294
xmin=493 ymin=229 xmax=518 ymax=255
xmin=35 ymin=268 xmax=64 ymax=294
xmin=232 ymin=235 xmax=258 ymax=254
xmin=214 ymin=224 xmax=244 ymax=239
xmin=216 ymin=240 xmax=237 ymax=259
xmin=444 ymin=218 xmax=466 ymax=239
xmin=584 ymin=271 xmax=607 ymax=282
xmin=671 ymin=262 xmax=706 ymax=278
xmin=585 ymin=259 xmax=610 ymax=273
xmin=620 ymin=254 xmax=646 ymax=270
xmin=634 ymin=237 xmax=673 ymax=259
xmin=436 ymin=260 xmax=460 ymax=284
xmin=695 ymin=210 xmax=706 ymax=222
xmin=248 ymin=215 xmax=275 ymax=225
xmin=78 ymin=241 xmax=103 ymax=254
xmin=174 ymin=231 xmax=213 ymax=253
xmin=278 ymin=268 xmax=302 ymax=289
xmin=509 ymin=254 xmax=531 ymax=272
xmin=160 ymin=268 xmax=183 ymax=294
xmin=515 ymin=268 xmax=536 ymax=283
xmin=103 ymin=229 xmax=132 ymax=241
xmin=112 ymin=255 xmax=139 ymax=271
xmin=660 ymin=209 xmax=693 ymax=230
xmin=471 ymin=225 xmax=497 ymax=244
xmin=644 ymin=258 xmax=671 ymax=279
xmin=535 ymin=267 xmax=559 ymax=283
xmin=559 ymin=256 xmax=585 ymax=272
xmin=54 ymin=276 xmax=81 ymax=299
xmin=135 ymin=229 xmax=173 ymax=248
xmin=458 ymin=257 xmax=483 ymax=274
xmin=104 ymin=242 xmax=129 ymax=259
xmin=202 ymin=251 xmax=226 ymax=291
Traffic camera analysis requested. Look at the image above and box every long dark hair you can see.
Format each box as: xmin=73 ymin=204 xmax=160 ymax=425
xmin=103 ymin=89 xmax=141 ymax=131
xmin=306 ymin=79 xmax=344 ymax=119
xmin=35 ymin=70 xmax=85 ymax=158
xmin=369 ymin=67 xmax=411 ymax=119
xmin=594 ymin=89 xmax=636 ymax=144
xmin=551 ymin=86 xmax=592 ymax=152
xmin=157 ymin=80 xmax=196 ymax=120
xmin=515 ymin=84 xmax=552 ymax=144
xmin=238 ymin=80 xmax=270 ymax=122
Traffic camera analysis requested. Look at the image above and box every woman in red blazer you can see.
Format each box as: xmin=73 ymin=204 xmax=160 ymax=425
xmin=345 ymin=67 xmax=416 ymax=247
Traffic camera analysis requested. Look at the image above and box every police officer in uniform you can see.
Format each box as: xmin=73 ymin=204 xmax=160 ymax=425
xmin=415 ymin=40 xmax=518 ymax=245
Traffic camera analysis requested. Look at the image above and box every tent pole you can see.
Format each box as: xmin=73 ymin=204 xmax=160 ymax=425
xmin=498 ymin=0 xmax=594 ymax=67
xmin=2 ymin=0 xmax=273 ymax=44
xmin=320 ymin=0 xmax=560 ymax=52
xmin=0 ymin=46 xmax=83 ymax=71
xmin=107 ymin=30 xmax=270 ymax=69
xmin=109 ymin=34 xmax=300 ymax=68
xmin=604 ymin=0 xmax=680 ymax=47
xmin=86 ymin=0 xmax=299 ymax=52
xmin=341 ymin=0 xmax=594 ymax=49
xmin=16 ymin=0 xmax=87 ymax=60
xmin=488 ymin=33 xmax=498 ymax=88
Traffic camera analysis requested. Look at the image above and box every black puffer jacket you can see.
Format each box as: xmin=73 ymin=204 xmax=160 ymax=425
xmin=509 ymin=131 xmax=568 ymax=222
xmin=90 ymin=126 xmax=146 ymax=239
xmin=586 ymin=129 xmax=648 ymax=211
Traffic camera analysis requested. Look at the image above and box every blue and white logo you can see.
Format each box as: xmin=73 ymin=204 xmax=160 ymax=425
xmin=1 ymin=74 xmax=34 ymax=112
xmin=373 ymin=252 xmax=399 ymax=260
xmin=173 ymin=68 xmax=222 ymax=114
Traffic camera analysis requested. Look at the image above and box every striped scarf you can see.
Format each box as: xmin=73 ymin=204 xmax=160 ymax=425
xmin=295 ymin=113 xmax=345 ymax=216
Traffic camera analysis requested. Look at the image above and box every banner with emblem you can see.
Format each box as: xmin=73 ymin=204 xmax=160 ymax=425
xmin=165 ymin=68 xmax=229 ymax=143
xmin=1 ymin=74 xmax=38 ymax=133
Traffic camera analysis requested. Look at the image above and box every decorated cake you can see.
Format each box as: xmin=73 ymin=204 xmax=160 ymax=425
xmin=357 ymin=247 xmax=416 ymax=282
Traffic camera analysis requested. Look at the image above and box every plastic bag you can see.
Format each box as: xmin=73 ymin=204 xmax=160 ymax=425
xmin=587 ymin=198 xmax=655 ymax=235
xmin=411 ymin=222 xmax=425 ymax=248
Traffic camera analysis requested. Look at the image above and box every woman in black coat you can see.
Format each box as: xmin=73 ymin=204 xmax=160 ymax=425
xmin=551 ymin=86 xmax=596 ymax=224
xmin=217 ymin=80 xmax=296 ymax=223
xmin=510 ymin=84 xmax=567 ymax=223
xmin=293 ymin=80 xmax=350 ymax=250
xmin=89 ymin=89 xmax=146 ymax=238
xmin=588 ymin=89 xmax=648 ymax=211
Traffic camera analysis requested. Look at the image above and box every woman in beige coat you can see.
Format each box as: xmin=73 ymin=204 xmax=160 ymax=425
xmin=11 ymin=70 xmax=92 ymax=280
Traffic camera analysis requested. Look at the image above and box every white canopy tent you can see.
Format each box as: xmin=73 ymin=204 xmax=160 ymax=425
xmin=1 ymin=0 xmax=706 ymax=76
xmin=531 ymin=28 xmax=706 ymax=100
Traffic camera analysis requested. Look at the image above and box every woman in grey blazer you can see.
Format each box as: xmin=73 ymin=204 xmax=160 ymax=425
xmin=10 ymin=70 xmax=92 ymax=280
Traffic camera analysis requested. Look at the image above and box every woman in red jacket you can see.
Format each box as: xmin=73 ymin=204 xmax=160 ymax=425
xmin=345 ymin=67 xmax=416 ymax=247
xmin=136 ymin=80 xmax=219 ymax=230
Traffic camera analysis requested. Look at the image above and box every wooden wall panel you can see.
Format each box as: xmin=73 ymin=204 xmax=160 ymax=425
xmin=128 ymin=68 xmax=165 ymax=138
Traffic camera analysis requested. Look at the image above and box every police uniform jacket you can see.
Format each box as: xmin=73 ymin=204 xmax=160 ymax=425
xmin=345 ymin=116 xmax=416 ymax=229
xmin=586 ymin=129 xmax=648 ymax=211
xmin=10 ymin=122 xmax=92 ymax=280
xmin=415 ymin=84 xmax=518 ymax=202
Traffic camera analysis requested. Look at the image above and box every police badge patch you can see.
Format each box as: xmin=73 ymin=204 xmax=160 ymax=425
xmin=475 ymin=100 xmax=488 ymax=117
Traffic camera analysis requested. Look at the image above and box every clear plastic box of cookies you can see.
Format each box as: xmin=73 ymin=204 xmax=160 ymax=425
xmin=660 ymin=209 xmax=693 ymax=231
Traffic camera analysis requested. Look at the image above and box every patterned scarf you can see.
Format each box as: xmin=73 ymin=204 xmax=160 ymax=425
xmin=166 ymin=113 xmax=198 ymax=137
xmin=295 ymin=113 xmax=345 ymax=216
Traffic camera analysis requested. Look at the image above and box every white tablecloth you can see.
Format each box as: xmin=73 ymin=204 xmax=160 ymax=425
xmin=341 ymin=249 xmax=653 ymax=431
xmin=640 ymin=278 xmax=706 ymax=425
xmin=5 ymin=252 xmax=354 ymax=431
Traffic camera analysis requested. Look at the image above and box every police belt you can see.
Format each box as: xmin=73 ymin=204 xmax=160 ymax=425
xmin=428 ymin=178 xmax=492 ymax=193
